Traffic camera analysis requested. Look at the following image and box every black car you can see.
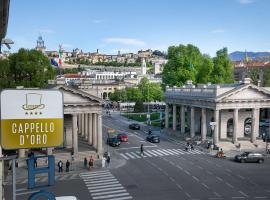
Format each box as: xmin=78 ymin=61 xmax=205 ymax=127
xmin=146 ymin=135 xmax=160 ymax=143
xmin=107 ymin=137 xmax=121 ymax=147
xmin=129 ymin=123 xmax=140 ymax=130
xmin=234 ymin=152 xmax=264 ymax=163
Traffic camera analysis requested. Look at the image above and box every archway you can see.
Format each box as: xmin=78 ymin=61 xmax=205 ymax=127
xmin=227 ymin=118 xmax=233 ymax=138
xmin=103 ymin=92 xmax=107 ymax=100
xmin=244 ymin=118 xmax=252 ymax=137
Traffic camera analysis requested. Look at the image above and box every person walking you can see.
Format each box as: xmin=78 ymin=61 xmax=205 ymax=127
xmin=66 ymin=160 xmax=70 ymax=172
xmin=106 ymin=155 xmax=111 ymax=168
xmin=89 ymin=156 xmax=94 ymax=170
xmin=58 ymin=160 xmax=63 ymax=173
xmin=140 ymin=144 xmax=144 ymax=157
xmin=266 ymin=143 xmax=270 ymax=154
xmin=84 ymin=157 xmax=87 ymax=169
xmin=102 ymin=156 xmax=106 ymax=168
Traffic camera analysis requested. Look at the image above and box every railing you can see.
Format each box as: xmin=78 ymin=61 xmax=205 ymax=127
xmin=165 ymin=87 xmax=217 ymax=98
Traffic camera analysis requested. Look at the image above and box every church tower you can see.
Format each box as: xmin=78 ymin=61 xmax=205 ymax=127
xmin=141 ymin=58 xmax=147 ymax=75
xmin=35 ymin=35 xmax=46 ymax=53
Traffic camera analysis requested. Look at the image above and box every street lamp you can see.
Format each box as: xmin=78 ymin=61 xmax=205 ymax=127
xmin=147 ymin=84 xmax=150 ymax=125
xmin=209 ymin=122 xmax=216 ymax=150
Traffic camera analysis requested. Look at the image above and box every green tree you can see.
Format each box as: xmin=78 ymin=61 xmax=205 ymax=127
xmin=211 ymin=48 xmax=234 ymax=84
xmin=248 ymin=68 xmax=259 ymax=85
xmin=1 ymin=48 xmax=56 ymax=89
xmin=126 ymin=87 xmax=143 ymax=101
xmin=196 ymin=55 xmax=214 ymax=83
xmin=134 ymin=101 xmax=144 ymax=113
xmin=0 ymin=59 xmax=11 ymax=88
xmin=263 ymin=68 xmax=270 ymax=86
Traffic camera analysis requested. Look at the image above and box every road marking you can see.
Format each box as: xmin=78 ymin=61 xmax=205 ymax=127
xmin=156 ymin=149 xmax=169 ymax=156
xmin=146 ymin=150 xmax=159 ymax=156
xmin=88 ymin=184 xmax=123 ymax=190
xmin=239 ymin=191 xmax=248 ymax=197
xmin=169 ymin=161 xmax=175 ymax=166
xmin=87 ymin=181 xmax=119 ymax=186
xmin=201 ymin=183 xmax=209 ymax=189
xmin=226 ymin=182 xmax=234 ymax=188
xmin=185 ymin=192 xmax=191 ymax=198
xmin=120 ymin=153 xmax=129 ymax=160
xmin=176 ymin=165 xmax=183 ymax=170
xmin=92 ymin=193 xmax=130 ymax=200
xmin=85 ymin=178 xmax=118 ymax=184
xmin=171 ymin=149 xmax=184 ymax=154
xmin=92 ymin=189 xmax=127 ymax=196
xmin=216 ymin=176 xmax=223 ymax=181
xmin=206 ymin=171 xmax=213 ymax=175
xmin=89 ymin=186 xmax=124 ymax=193
xmin=197 ymin=166 xmax=203 ymax=170
xmin=232 ymin=197 xmax=245 ymax=199
xmin=85 ymin=177 xmax=117 ymax=182
xmin=254 ymin=197 xmax=268 ymax=199
xmin=236 ymin=175 xmax=245 ymax=180
xmin=164 ymin=172 xmax=169 ymax=176
xmin=17 ymin=190 xmax=39 ymax=196
xmin=176 ymin=184 xmax=183 ymax=190
xmin=213 ymin=192 xmax=221 ymax=197
xmin=184 ymin=170 xmax=190 ymax=175
xmin=125 ymin=153 xmax=135 ymax=159
xmin=162 ymin=149 xmax=175 ymax=155
xmin=151 ymin=150 xmax=164 ymax=156
xmin=265 ymin=190 xmax=270 ymax=193
xmin=143 ymin=151 xmax=152 ymax=157
xmin=157 ymin=167 xmax=163 ymax=171
xmin=225 ymin=169 xmax=232 ymax=173
xmin=130 ymin=152 xmax=141 ymax=158
xmin=169 ymin=177 xmax=175 ymax=182
xmin=106 ymin=197 xmax=133 ymax=200
xmin=192 ymin=176 xmax=199 ymax=182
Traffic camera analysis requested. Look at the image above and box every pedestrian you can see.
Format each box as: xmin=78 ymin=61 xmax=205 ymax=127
xmin=106 ymin=155 xmax=110 ymax=168
xmin=207 ymin=141 xmax=210 ymax=149
xmin=191 ymin=144 xmax=194 ymax=151
xmin=266 ymin=143 xmax=270 ymax=154
xmin=140 ymin=144 xmax=144 ymax=157
xmin=84 ymin=157 xmax=87 ymax=169
xmin=89 ymin=156 xmax=94 ymax=170
xmin=34 ymin=158 xmax=37 ymax=168
xmin=102 ymin=156 xmax=106 ymax=168
xmin=58 ymin=160 xmax=63 ymax=173
xmin=148 ymin=129 xmax=152 ymax=135
xmin=66 ymin=160 xmax=70 ymax=172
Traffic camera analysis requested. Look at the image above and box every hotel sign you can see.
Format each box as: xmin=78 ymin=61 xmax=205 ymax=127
xmin=0 ymin=90 xmax=63 ymax=149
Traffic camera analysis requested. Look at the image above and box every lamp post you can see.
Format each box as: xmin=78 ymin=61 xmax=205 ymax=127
xmin=210 ymin=122 xmax=216 ymax=150
xmin=147 ymin=84 xmax=150 ymax=125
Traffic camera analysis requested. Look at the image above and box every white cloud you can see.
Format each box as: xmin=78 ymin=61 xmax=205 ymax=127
xmin=38 ymin=29 xmax=55 ymax=34
xmin=104 ymin=37 xmax=146 ymax=46
xmin=211 ymin=29 xmax=225 ymax=33
xmin=238 ymin=0 xmax=256 ymax=4
xmin=93 ymin=19 xmax=104 ymax=24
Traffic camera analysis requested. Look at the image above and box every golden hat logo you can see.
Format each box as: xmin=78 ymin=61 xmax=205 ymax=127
xmin=22 ymin=93 xmax=45 ymax=110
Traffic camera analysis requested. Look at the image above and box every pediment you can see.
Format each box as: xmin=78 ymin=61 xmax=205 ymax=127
xmin=53 ymin=85 xmax=102 ymax=105
xmin=218 ymin=84 xmax=270 ymax=101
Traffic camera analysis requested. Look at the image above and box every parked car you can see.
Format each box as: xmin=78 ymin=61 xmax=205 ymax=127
xmin=146 ymin=135 xmax=160 ymax=143
xmin=234 ymin=152 xmax=264 ymax=163
xmin=117 ymin=133 xmax=128 ymax=142
xmin=107 ymin=136 xmax=121 ymax=147
xmin=129 ymin=123 xmax=140 ymax=130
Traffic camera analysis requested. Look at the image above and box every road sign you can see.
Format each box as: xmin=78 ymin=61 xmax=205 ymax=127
xmin=0 ymin=90 xmax=63 ymax=150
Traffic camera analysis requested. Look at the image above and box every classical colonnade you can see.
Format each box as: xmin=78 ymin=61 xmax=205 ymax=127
xmin=165 ymin=104 xmax=260 ymax=144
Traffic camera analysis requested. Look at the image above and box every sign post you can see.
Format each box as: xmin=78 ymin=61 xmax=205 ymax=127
xmin=0 ymin=89 xmax=63 ymax=200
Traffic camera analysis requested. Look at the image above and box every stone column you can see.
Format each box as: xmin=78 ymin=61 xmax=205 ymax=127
xmin=172 ymin=105 xmax=176 ymax=131
xmin=18 ymin=149 xmax=25 ymax=160
xmin=97 ymin=114 xmax=103 ymax=154
xmin=46 ymin=148 xmax=53 ymax=155
xmin=165 ymin=104 xmax=169 ymax=128
xmin=93 ymin=113 xmax=97 ymax=149
xmin=201 ymin=108 xmax=207 ymax=141
xmin=214 ymin=110 xmax=220 ymax=145
xmin=72 ymin=114 xmax=78 ymax=154
xmin=81 ymin=114 xmax=85 ymax=137
xmin=233 ymin=109 xmax=239 ymax=144
xmin=78 ymin=114 xmax=81 ymax=134
xmin=88 ymin=113 xmax=93 ymax=145
xmin=190 ymin=107 xmax=195 ymax=138
xmin=84 ymin=114 xmax=88 ymax=140
xmin=251 ymin=108 xmax=260 ymax=143
xmin=180 ymin=106 xmax=185 ymax=134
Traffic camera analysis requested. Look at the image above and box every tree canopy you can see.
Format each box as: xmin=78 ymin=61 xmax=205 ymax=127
xmin=162 ymin=44 xmax=234 ymax=86
xmin=0 ymin=48 xmax=56 ymax=89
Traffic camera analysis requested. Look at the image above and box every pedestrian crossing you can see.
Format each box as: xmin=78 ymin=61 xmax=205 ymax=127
xmin=119 ymin=148 xmax=205 ymax=160
xmin=80 ymin=170 xmax=133 ymax=200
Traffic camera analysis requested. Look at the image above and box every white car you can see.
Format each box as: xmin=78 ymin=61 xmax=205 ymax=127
xmin=56 ymin=196 xmax=78 ymax=200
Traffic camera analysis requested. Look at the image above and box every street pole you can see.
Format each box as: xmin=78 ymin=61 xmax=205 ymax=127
xmin=12 ymin=159 xmax=16 ymax=200
xmin=147 ymin=84 xmax=150 ymax=125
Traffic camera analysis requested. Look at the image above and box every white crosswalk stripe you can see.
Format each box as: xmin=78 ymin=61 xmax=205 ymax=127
xmin=81 ymin=171 xmax=133 ymax=200
xmin=119 ymin=148 xmax=205 ymax=160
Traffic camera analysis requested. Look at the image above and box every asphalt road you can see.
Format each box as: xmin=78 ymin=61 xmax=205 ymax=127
xmin=100 ymin=112 xmax=270 ymax=200
xmin=4 ymin=111 xmax=270 ymax=200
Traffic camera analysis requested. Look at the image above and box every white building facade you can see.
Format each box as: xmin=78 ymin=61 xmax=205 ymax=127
xmin=165 ymin=79 xmax=270 ymax=145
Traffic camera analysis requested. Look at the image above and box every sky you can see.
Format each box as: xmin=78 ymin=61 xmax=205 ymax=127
xmin=4 ymin=0 xmax=270 ymax=56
